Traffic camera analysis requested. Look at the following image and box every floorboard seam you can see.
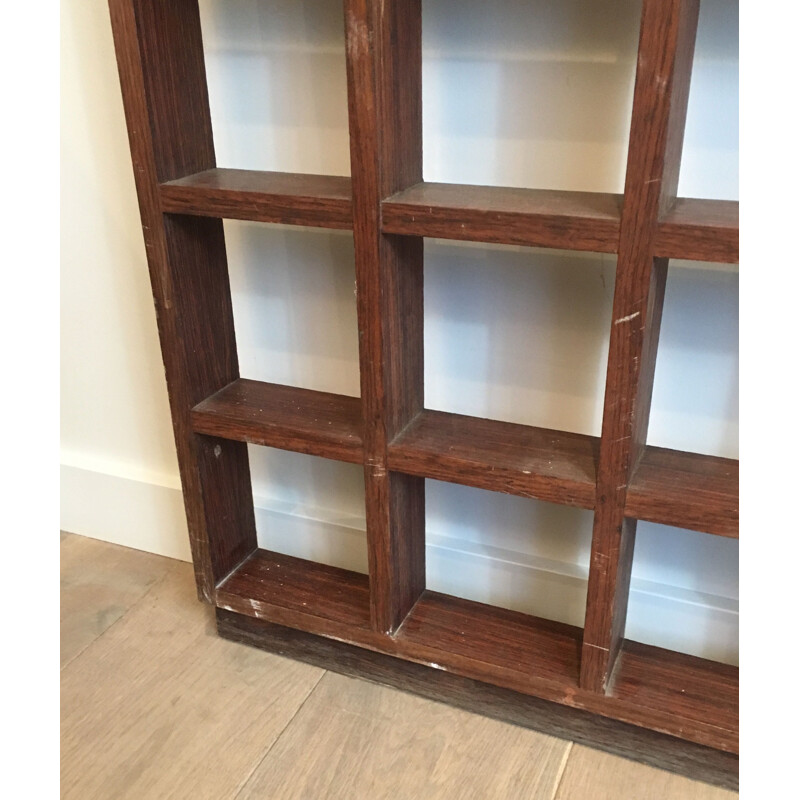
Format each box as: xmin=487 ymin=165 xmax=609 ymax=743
xmin=231 ymin=668 xmax=328 ymax=799
xmin=549 ymin=740 xmax=574 ymax=800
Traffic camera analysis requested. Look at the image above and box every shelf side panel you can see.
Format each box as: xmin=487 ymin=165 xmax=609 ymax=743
xmin=108 ymin=0 xmax=257 ymax=599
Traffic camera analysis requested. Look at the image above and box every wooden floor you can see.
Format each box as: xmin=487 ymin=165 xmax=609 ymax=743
xmin=61 ymin=533 xmax=737 ymax=799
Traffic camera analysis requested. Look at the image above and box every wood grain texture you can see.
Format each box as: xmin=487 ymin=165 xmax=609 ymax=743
xmin=61 ymin=561 xmax=323 ymax=800
xmin=609 ymin=641 xmax=738 ymax=751
xmin=382 ymin=182 xmax=622 ymax=252
xmin=216 ymin=549 xmax=372 ymax=638
xmin=388 ymin=409 xmax=598 ymax=509
xmin=345 ymin=0 xmax=426 ymax=633
xmin=191 ymin=379 xmax=364 ymax=464
xmin=109 ymin=0 xmax=257 ymax=600
xmin=581 ymin=0 xmax=701 ymax=692
xmin=397 ymin=591 xmax=583 ymax=691
xmin=60 ymin=533 xmax=172 ymax=668
xmin=217 ymin=611 xmax=739 ymax=790
xmin=160 ymin=168 xmax=354 ymax=229
xmin=555 ymin=744 xmax=737 ymax=799
xmin=655 ymin=198 xmax=739 ymax=263
xmin=626 ymin=446 xmax=739 ymax=536
xmin=236 ymin=671 xmax=571 ymax=800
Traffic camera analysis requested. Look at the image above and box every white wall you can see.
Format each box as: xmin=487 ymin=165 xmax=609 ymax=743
xmin=61 ymin=0 xmax=738 ymax=664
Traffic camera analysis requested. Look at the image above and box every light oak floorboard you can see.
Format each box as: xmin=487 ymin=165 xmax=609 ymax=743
xmin=60 ymin=531 xmax=173 ymax=667
xmin=61 ymin=557 xmax=324 ymax=800
xmin=555 ymin=744 xmax=737 ymax=800
xmin=236 ymin=670 xmax=571 ymax=800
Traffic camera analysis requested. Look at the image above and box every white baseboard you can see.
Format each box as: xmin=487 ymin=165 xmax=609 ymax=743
xmin=60 ymin=459 xmax=738 ymax=665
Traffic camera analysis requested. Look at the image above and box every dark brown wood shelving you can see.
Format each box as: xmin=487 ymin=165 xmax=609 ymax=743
xmin=626 ymin=446 xmax=739 ymax=537
xmin=110 ymin=0 xmax=739 ymax=788
xmin=382 ymin=182 xmax=623 ymax=252
xmin=388 ymin=410 xmax=598 ymax=509
xmin=161 ymin=168 xmax=353 ymax=229
xmin=608 ymin=640 xmax=738 ymax=753
xmin=217 ymin=549 xmax=372 ymax=637
xmin=655 ymin=197 xmax=739 ymax=263
xmin=191 ymin=379 xmax=363 ymax=464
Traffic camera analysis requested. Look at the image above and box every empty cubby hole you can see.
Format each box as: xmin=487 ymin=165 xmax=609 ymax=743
xmin=648 ymin=260 xmax=738 ymax=459
xmin=625 ymin=521 xmax=738 ymax=666
xmin=422 ymin=0 xmax=642 ymax=193
xmin=424 ymin=479 xmax=594 ymax=628
xmin=199 ymin=0 xmax=351 ymax=175
xmin=677 ymin=0 xmax=738 ymax=201
xmin=248 ymin=445 xmax=367 ymax=574
xmin=424 ymin=239 xmax=616 ymax=437
xmin=225 ymin=221 xmax=361 ymax=398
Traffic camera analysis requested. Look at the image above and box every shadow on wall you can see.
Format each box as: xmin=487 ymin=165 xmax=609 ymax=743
xmin=199 ymin=0 xmax=351 ymax=174
xmin=422 ymin=0 xmax=643 ymax=192
xmin=424 ymin=241 xmax=617 ymax=437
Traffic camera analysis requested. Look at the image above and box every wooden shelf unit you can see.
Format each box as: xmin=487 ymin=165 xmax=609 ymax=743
xmin=109 ymin=0 xmax=738 ymax=788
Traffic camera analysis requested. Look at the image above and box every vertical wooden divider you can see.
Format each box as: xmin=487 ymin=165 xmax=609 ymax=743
xmin=580 ymin=0 xmax=700 ymax=692
xmin=344 ymin=0 xmax=427 ymax=633
xmin=108 ymin=0 xmax=257 ymax=601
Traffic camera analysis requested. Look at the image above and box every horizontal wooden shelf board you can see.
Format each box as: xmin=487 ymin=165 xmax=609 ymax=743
xmin=655 ymin=198 xmax=739 ymax=263
xmin=388 ymin=410 xmax=598 ymax=509
xmin=382 ymin=181 xmax=622 ymax=252
xmin=216 ymin=549 xmax=371 ymax=633
xmin=626 ymin=446 xmax=738 ymax=537
xmin=397 ymin=591 xmax=583 ymax=689
xmin=191 ymin=379 xmax=364 ymax=464
xmin=160 ymin=168 xmax=353 ymax=229
xmin=608 ymin=640 xmax=738 ymax=752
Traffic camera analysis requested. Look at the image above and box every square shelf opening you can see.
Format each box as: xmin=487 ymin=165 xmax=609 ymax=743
xmin=225 ymin=221 xmax=361 ymax=398
xmin=625 ymin=521 xmax=738 ymax=667
xmin=422 ymin=0 xmax=642 ymax=194
xmin=424 ymin=240 xmax=616 ymax=438
xmin=198 ymin=0 xmax=351 ymax=177
xmin=648 ymin=260 xmax=738 ymax=460
xmin=424 ymin=479 xmax=594 ymax=629
xmin=248 ymin=445 xmax=368 ymax=575
xmin=677 ymin=0 xmax=738 ymax=201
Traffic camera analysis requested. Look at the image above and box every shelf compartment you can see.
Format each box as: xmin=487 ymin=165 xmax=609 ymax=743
xmin=396 ymin=591 xmax=582 ymax=694
xmin=388 ymin=410 xmax=598 ymax=509
xmin=625 ymin=446 xmax=738 ymax=537
xmin=216 ymin=549 xmax=371 ymax=638
xmin=655 ymin=198 xmax=739 ymax=263
xmin=160 ymin=168 xmax=353 ymax=229
xmin=382 ymin=182 xmax=622 ymax=253
xmin=606 ymin=639 xmax=738 ymax=753
xmin=191 ymin=379 xmax=364 ymax=464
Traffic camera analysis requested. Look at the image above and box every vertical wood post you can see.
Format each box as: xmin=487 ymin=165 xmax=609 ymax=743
xmin=108 ymin=0 xmax=257 ymax=601
xmin=580 ymin=0 xmax=701 ymax=691
xmin=344 ymin=0 xmax=426 ymax=633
